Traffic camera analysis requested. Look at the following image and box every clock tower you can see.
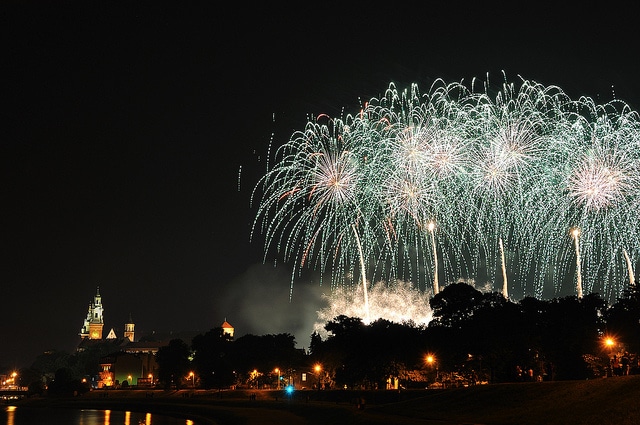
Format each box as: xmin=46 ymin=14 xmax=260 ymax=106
xmin=80 ymin=287 xmax=105 ymax=340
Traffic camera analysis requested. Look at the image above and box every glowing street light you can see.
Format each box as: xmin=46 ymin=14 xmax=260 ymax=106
xmin=275 ymin=368 xmax=280 ymax=390
xmin=603 ymin=336 xmax=618 ymax=377
xmin=425 ymin=355 xmax=438 ymax=382
xmin=250 ymin=369 xmax=259 ymax=389
xmin=604 ymin=336 xmax=617 ymax=356
xmin=314 ymin=364 xmax=322 ymax=391
xmin=188 ymin=371 xmax=195 ymax=388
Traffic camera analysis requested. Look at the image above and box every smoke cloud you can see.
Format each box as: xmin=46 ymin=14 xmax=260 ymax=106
xmin=215 ymin=263 xmax=328 ymax=350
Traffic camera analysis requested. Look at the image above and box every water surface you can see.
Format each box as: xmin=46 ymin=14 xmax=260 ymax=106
xmin=1 ymin=405 xmax=198 ymax=425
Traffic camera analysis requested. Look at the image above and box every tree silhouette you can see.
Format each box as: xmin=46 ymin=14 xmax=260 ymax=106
xmin=156 ymin=339 xmax=191 ymax=389
xmin=191 ymin=328 xmax=236 ymax=389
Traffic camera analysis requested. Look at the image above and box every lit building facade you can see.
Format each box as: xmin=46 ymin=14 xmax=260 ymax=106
xmin=79 ymin=287 xmax=104 ymax=339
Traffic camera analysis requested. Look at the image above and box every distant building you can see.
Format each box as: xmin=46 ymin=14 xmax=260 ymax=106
xmin=78 ymin=287 xmax=135 ymax=344
xmin=98 ymin=351 xmax=159 ymax=388
xmin=222 ymin=319 xmax=235 ymax=338
xmin=77 ymin=286 xmax=234 ymax=388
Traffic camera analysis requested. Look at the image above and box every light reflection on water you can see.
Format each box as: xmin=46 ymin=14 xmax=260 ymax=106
xmin=5 ymin=407 xmax=15 ymax=425
xmin=1 ymin=405 xmax=196 ymax=425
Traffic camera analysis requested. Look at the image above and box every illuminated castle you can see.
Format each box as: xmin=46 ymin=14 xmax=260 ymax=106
xmin=77 ymin=287 xmax=235 ymax=388
xmin=78 ymin=286 xmax=233 ymax=344
xmin=79 ymin=287 xmax=135 ymax=342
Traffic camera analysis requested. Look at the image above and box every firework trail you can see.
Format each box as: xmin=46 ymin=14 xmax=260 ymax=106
xmin=251 ymin=74 xmax=640 ymax=323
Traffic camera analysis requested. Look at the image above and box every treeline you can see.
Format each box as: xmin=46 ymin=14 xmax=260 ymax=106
xmin=13 ymin=282 xmax=640 ymax=394
xmin=311 ymin=282 xmax=640 ymax=388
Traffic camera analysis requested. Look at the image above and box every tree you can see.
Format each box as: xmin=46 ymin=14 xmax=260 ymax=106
xmin=312 ymin=316 xmax=426 ymax=389
xmin=191 ymin=328 xmax=236 ymax=389
xmin=541 ymin=294 xmax=607 ymax=380
xmin=464 ymin=296 xmax=528 ymax=383
xmin=230 ymin=332 xmax=305 ymax=389
xmin=605 ymin=285 xmax=640 ymax=355
xmin=47 ymin=367 xmax=89 ymax=396
xmin=429 ymin=282 xmax=484 ymax=328
xmin=156 ymin=339 xmax=191 ymax=389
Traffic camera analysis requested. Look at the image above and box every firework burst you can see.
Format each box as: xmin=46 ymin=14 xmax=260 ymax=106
xmin=251 ymin=74 xmax=640 ymax=323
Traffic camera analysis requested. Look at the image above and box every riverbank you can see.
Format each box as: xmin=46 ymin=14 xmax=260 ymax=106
xmin=14 ymin=375 xmax=640 ymax=425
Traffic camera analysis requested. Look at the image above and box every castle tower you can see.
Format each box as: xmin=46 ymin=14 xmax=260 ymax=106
xmin=124 ymin=313 xmax=135 ymax=342
xmin=79 ymin=287 xmax=105 ymax=340
xmin=88 ymin=287 xmax=104 ymax=339
xmin=221 ymin=319 xmax=234 ymax=338
xmin=79 ymin=303 xmax=92 ymax=339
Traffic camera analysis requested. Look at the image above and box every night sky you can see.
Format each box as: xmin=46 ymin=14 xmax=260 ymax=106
xmin=2 ymin=1 xmax=639 ymax=369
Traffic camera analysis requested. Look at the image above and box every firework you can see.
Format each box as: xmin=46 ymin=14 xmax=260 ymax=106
xmin=251 ymin=74 xmax=640 ymax=316
xmin=313 ymin=280 xmax=433 ymax=337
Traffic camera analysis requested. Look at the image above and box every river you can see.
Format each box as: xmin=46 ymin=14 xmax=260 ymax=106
xmin=1 ymin=405 xmax=200 ymax=425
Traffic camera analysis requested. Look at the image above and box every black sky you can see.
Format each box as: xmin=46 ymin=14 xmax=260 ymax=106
xmin=2 ymin=1 xmax=639 ymax=369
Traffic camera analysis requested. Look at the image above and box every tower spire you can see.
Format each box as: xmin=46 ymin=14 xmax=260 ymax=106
xmin=124 ymin=313 xmax=135 ymax=342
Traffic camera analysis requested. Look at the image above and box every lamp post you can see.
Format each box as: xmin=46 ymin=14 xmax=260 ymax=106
xmin=189 ymin=371 xmax=195 ymax=388
xmin=426 ymin=355 xmax=438 ymax=385
xmin=314 ymin=364 xmax=322 ymax=391
xmin=604 ymin=337 xmax=616 ymax=377
xmin=251 ymin=369 xmax=258 ymax=389
xmin=275 ymin=368 xmax=280 ymax=390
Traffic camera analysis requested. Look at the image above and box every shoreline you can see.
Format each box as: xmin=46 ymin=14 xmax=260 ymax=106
xmin=12 ymin=377 xmax=640 ymax=425
xmin=11 ymin=388 xmax=463 ymax=425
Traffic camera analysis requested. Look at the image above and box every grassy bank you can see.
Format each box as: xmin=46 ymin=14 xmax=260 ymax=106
xmin=15 ymin=375 xmax=640 ymax=425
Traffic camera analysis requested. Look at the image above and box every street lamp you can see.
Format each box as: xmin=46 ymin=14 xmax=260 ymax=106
xmin=603 ymin=337 xmax=617 ymax=377
xmin=275 ymin=368 xmax=280 ymax=390
xmin=605 ymin=337 xmax=615 ymax=350
xmin=426 ymin=355 xmax=438 ymax=384
xmin=314 ymin=364 xmax=322 ymax=390
xmin=188 ymin=371 xmax=195 ymax=388
xmin=251 ymin=369 xmax=259 ymax=389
